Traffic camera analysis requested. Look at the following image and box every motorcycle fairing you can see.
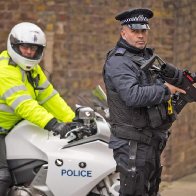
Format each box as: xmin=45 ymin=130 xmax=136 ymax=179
xmin=6 ymin=119 xmax=116 ymax=196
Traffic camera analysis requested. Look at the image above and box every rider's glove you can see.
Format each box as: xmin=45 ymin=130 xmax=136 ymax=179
xmin=44 ymin=118 xmax=71 ymax=138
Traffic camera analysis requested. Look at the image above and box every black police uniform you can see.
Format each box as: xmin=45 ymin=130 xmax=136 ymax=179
xmin=103 ymin=8 xmax=174 ymax=196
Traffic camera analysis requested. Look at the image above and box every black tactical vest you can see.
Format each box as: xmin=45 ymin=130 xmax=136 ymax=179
xmin=103 ymin=47 xmax=173 ymax=142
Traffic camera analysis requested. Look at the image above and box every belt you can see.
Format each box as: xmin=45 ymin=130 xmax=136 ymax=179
xmin=112 ymin=124 xmax=152 ymax=145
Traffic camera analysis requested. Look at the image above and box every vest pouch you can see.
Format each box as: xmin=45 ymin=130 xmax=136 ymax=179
xmin=147 ymin=106 xmax=162 ymax=128
xmin=131 ymin=108 xmax=148 ymax=128
xmin=157 ymin=103 xmax=167 ymax=120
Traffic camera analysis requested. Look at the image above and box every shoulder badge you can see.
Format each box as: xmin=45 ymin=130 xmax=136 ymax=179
xmin=115 ymin=48 xmax=126 ymax=56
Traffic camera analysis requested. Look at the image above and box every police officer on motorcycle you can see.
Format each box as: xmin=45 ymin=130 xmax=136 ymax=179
xmin=0 ymin=22 xmax=76 ymax=195
xmin=103 ymin=8 xmax=186 ymax=196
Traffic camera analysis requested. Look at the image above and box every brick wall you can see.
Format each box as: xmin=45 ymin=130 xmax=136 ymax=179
xmin=0 ymin=0 xmax=195 ymax=181
xmin=162 ymin=0 xmax=196 ymax=180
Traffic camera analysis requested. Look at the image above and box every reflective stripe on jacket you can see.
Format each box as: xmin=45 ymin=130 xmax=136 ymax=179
xmin=0 ymin=50 xmax=75 ymax=130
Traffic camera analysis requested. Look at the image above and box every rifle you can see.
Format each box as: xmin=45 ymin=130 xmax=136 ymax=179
xmin=141 ymin=54 xmax=196 ymax=113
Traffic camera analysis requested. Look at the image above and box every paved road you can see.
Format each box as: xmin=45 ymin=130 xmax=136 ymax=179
xmin=160 ymin=173 xmax=196 ymax=196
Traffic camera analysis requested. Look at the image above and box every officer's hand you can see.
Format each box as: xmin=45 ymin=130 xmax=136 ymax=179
xmin=164 ymin=82 xmax=186 ymax=94
xmin=50 ymin=122 xmax=71 ymax=138
xmin=45 ymin=118 xmax=71 ymax=139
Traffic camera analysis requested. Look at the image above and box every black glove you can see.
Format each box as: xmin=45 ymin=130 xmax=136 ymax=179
xmin=45 ymin=118 xmax=71 ymax=138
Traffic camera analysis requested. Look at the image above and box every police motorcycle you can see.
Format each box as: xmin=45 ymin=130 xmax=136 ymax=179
xmin=5 ymin=86 xmax=120 ymax=196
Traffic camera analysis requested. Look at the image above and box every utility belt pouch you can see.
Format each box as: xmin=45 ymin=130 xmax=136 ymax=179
xmin=147 ymin=106 xmax=162 ymax=128
xmin=131 ymin=108 xmax=148 ymax=128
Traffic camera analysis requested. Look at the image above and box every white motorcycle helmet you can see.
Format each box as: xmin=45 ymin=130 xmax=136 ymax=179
xmin=7 ymin=22 xmax=46 ymax=71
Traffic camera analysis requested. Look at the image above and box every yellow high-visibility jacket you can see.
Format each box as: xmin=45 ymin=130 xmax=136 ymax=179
xmin=0 ymin=50 xmax=75 ymax=132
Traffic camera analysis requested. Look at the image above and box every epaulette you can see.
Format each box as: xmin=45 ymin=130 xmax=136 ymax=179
xmin=115 ymin=48 xmax=126 ymax=56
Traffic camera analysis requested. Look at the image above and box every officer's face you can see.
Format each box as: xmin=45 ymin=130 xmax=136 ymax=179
xmin=121 ymin=26 xmax=148 ymax=49
xmin=19 ymin=44 xmax=38 ymax=58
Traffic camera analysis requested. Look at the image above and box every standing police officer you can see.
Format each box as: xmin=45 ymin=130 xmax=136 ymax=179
xmin=103 ymin=8 xmax=186 ymax=196
xmin=0 ymin=22 xmax=76 ymax=195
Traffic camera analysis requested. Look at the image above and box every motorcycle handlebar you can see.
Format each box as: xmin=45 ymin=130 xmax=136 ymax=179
xmin=65 ymin=126 xmax=85 ymax=138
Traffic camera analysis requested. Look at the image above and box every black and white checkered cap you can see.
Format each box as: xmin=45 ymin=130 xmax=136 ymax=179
xmin=115 ymin=8 xmax=153 ymax=29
